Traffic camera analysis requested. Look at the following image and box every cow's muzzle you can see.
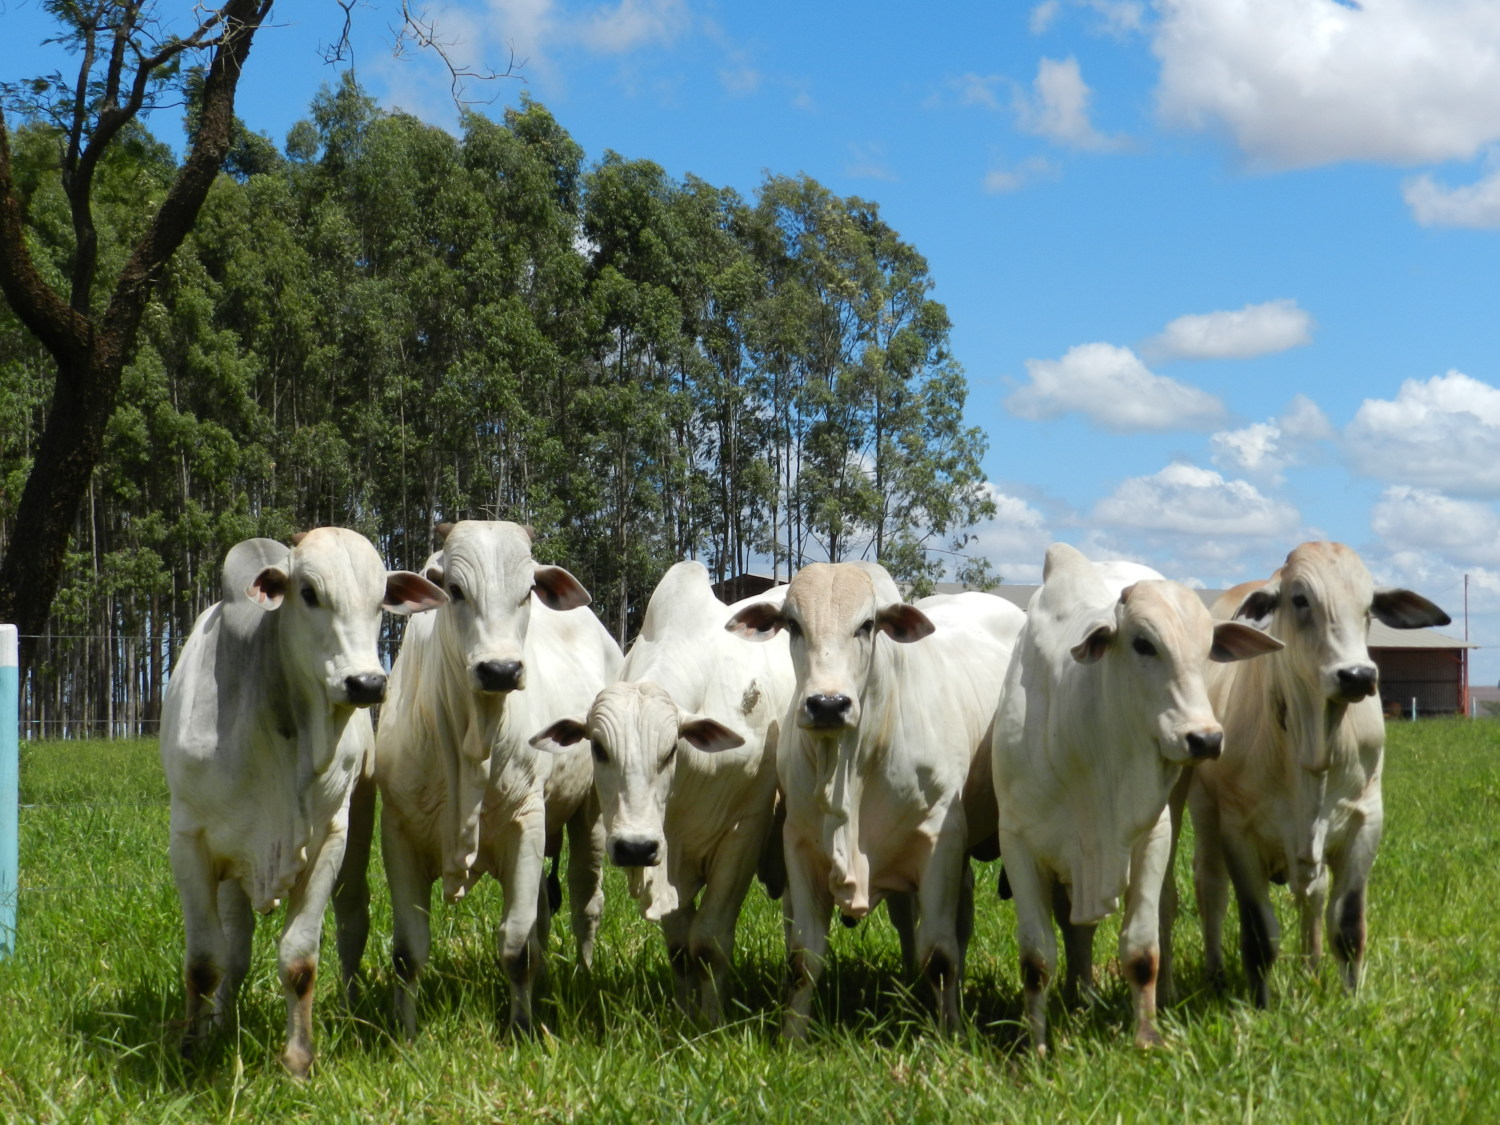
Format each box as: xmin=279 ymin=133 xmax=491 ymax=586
xmin=344 ymin=672 xmax=387 ymax=707
xmin=474 ymin=659 xmax=525 ymax=693
xmin=802 ymin=693 xmax=853 ymax=730
xmin=1334 ymin=664 xmax=1378 ymax=702
xmin=1186 ymin=729 xmax=1224 ymax=761
xmin=609 ymin=836 xmax=661 ymax=867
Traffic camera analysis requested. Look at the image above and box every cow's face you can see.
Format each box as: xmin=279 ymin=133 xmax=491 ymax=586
xmin=1233 ymin=542 xmax=1449 ymax=710
xmin=531 ymin=682 xmax=742 ymax=867
xmin=1072 ymin=580 xmax=1281 ymax=764
xmin=726 ymin=563 xmax=933 ymax=735
xmin=424 ymin=520 xmax=591 ymax=697
xmin=247 ymin=527 xmax=446 ymax=708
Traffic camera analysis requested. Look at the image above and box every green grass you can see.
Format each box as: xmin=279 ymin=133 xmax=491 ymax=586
xmin=2 ymin=720 xmax=1499 ymax=1123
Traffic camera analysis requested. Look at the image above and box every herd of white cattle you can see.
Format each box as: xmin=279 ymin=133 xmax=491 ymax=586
xmin=157 ymin=521 xmax=1449 ymax=1075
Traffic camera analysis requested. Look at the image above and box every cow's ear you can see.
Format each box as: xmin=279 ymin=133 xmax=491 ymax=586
xmin=1372 ymin=588 xmax=1451 ymax=630
xmin=679 ymin=715 xmax=745 ymax=754
xmin=247 ymin=566 xmax=289 ymax=611
xmin=877 ymin=603 xmax=935 ymax=644
xmin=533 ymin=565 xmax=592 ymax=611
xmin=725 ymin=602 xmax=783 ymax=642
xmin=530 ymin=718 xmax=589 ymax=753
xmin=1070 ymin=620 xmax=1115 ymax=663
xmin=1211 ymin=621 xmax=1284 ymax=663
xmin=1233 ymin=587 xmax=1279 ymax=626
xmin=384 ymin=571 xmax=448 ymax=615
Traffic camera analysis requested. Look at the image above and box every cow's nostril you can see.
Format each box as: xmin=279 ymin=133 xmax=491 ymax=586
xmin=804 ymin=693 xmax=853 ymax=728
xmin=1336 ymin=666 xmax=1377 ymax=700
xmin=610 ymin=837 xmax=660 ymax=867
xmin=345 ymin=673 xmax=387 ymax=706
xmin=1186 ymin=730 xmax=1223 ymax=760
xmin=475 ymin=659 xmax=524 ymax=693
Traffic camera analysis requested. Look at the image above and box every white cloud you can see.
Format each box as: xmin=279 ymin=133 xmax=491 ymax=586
xmin=1030 ymin=1 xmax=1063 ymax=34
xmin=719 ymin=65 xmax=760 ymax=96
xmin=845 ymin=142 xmax=897 ymax=182
xmin=1345 ymin=371 xmax=1500 ymax=496
xmin=957 ymin=484 xmax=1057 ymax=584
xmin=574 ymin=0 xmax=690 ymax=53
xmin=954 ymin=72 xmax=1004 ymax=111
xmin=1212 ymin=395 xmax=1334 ymax=481
xmin=982 ymin=155 xmax=1060 ymax=194
xmin=1093 ymin=462 xmax=1302 ymax=539
xmin=1403 ymin=160 xmax=1500 ymax=229
xmin=1145 ymin=298 xmax=1315 ymax=361
xmin=1031 ymin=0 xmax=1146 ymax=36
xmin=1153 ymin=0 xmax=1500 ymax=169
xmin=1005 ymin=342 xmax=1227 ymax=432
xmin=1371 ymin=486 xmax=1500 ymax=568
xmin=1015 ymin=56 xmax=1124 ymax=151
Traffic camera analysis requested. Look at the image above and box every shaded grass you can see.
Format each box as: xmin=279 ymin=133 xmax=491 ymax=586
xmin=1 ymin=721 xmax=1498 ymax=1122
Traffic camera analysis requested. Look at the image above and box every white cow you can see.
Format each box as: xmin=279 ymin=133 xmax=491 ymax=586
xmin=1181 ymin=541 xmax=1448 ymax=1006
xmin=991 ymin=543 xmax=1280 ymax=1053
xmin=363 ymin=520 xmax=622 ymax=1037
xmin=727 ymin=562 xmax=1025 ymax=1036
xmin=532 ymin=561 xmax=795 ymax=1023
xmin=161 ymin=529 xmax=445 ymax=1076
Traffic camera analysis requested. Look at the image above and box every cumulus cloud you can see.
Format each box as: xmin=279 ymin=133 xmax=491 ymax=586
xmin=1345 ymin=371 xmax=1500 ymax=496
xmin=485 ymin=0 xmax=689 ymax=80
xmin=1144 ymin=299 xmax=1315 ymax=362
xmin=956 ymin=484 xmax=1058 ymax=584
xmin=1005 ymin=342 xmax=1227 ymax=432
xmin=1015 ymin=56 xmax=1124 ymax=151
xmin=1153 ymin=0 xmax=1500 ymax=169
xmin=1093 ymin=462 xmax=1302 ymax=539
xmin=1371 ymin=485 xmax=1500 ymax=568
xmin=1211 ymin=394 xmax=1333 ymax=481
xmin=845 ymin=142 xmax=896 ymax=181
xmin=1404 ymin=162 xmax=1500 ymax=229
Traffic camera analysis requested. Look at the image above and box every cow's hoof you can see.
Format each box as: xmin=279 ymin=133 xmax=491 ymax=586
xmin=281 ymin=1043 xmax=313 ymax=1079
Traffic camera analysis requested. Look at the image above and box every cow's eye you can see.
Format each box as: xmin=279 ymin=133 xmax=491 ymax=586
xmin=1132 ymin=636 xmax=1158 ymax=657
xmin=784 ymin=619 xmax=803 ymax=640
xmin=519 ymin=588 xmax=534 ymax=608
xmin=663 ymin=743 xmax=677 ymax=766
xmin=590 ymin=739 xmax=607 ymax=764
xmin=448 ymin=584 xmax=466 ymax=603
xmin=855 ymin=619 xmax=874 ymax=640
xmin=1292 ymin=594 xmax=1310 ymax=613
xmin=300 ymin=585 xmax=319 ymax=608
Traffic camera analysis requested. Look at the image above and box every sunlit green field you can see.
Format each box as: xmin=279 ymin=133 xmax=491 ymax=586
xmin=1 ymin=719 xmax=1497 ymax=1123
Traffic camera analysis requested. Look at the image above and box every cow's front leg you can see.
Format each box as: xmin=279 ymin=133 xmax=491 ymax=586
xmin=565 ymin=795 xmax=606 ymax=970
xmin=781 ymin=835 xmax=834 ymax=1040
xmin=915 ymin=831 xmax=966 ymax=1033
xmin=1120 ymin=812 xmax=1171 ymax=1048
xmin=661 ymin=901 xmax=697 ymax=1018
xmin=1000 ymin=835 xmax=1057 ymax=1056
xmin=332 ymin=769 xmax=377 ymax=1006
xmin=885 ymin=892 xmax=918 ymax=977
xmin=692 ymin=826 xmax=764 ymax=1025
xmin=498 ymin=818 xmax=548 ymax=1036
xmin=383 ymin=813 xmax=434 ymax=1040
xmin=216 ymin=879 xmax=255 ymax=1030
xmin=1050 ymin=881 xmax=1097 ymax=1008
xmin=1222 ymin=835 xmax=1279 ymax=1009
xmin=278 ymin=824 xmax=349 ymax=1078
xmin=170 ymin=827 xmax=226 ymax=1060
xmin=1327 ymin=810 xmax=1380 ymax=993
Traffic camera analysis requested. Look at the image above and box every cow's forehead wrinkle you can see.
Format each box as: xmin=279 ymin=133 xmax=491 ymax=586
xmin=590 ymin=682 xmax=678 ymax=749
xmin=786 ymin=564 xmax=877 ymax=632
xmin=291 ymin=530 xmax=384 ymax=604
xmin=1283 ymin=545 xmax=1373 ymax=613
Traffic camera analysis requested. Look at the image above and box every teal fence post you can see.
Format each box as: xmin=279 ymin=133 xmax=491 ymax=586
xmin=1 ymin=624 xmax=17 ymax=959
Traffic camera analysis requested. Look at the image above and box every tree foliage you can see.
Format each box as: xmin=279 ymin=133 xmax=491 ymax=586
xmin=0 ymin=65 xmax=995 ymax=732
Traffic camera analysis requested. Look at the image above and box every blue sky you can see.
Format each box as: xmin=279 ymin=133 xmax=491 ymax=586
xmin=6 ymin=0 xmax=1500 ymax=681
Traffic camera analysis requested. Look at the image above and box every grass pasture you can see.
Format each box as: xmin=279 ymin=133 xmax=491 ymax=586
xmin=1 ymin=719 xmax=1498 ymax=1123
